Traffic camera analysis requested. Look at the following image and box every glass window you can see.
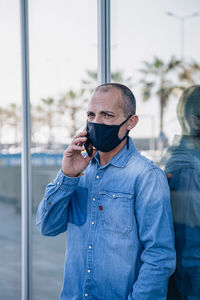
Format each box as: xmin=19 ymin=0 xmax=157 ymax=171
xmin=0 ymin=1 xmax=22 ymax=299
xmin=111 ymin=0 xmax=200 ymax=159
xmin=29 ymin=1 xmax=97 ymax=299
xmin=111 ymin=1 xmax=200 ymax=298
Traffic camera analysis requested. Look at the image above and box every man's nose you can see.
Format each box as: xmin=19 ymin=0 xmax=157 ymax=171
xmin=93 ymin=115 xmax=103 ymax=123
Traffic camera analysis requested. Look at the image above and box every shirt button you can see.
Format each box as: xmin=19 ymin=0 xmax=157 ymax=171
xmin=87 ymin=269 xmax=91 ymax=273
xmin=88 ymin=245 xmax=92 ymax=249
xmin=85 ymin=293 xmax=88 ymax=297
xmin=57 ymin=181 xmax=60 ymax=184
xmin=113 ymin=194 xmax=116 ymax=198
xmin=60 ymin=174 xmax=63 ymax=177
xmin=92 ymin=198 xmax=96 ymax=201
xmin=91 ymin=221 xmax=95 ymax=225
xmin=96 ymin=175 xmax=99 ymax=179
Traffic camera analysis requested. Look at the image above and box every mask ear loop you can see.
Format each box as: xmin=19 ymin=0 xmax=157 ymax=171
xmin=120 ymin=115 xmax=132 ymax=150
xmin=127 ymin=135 xmax=129 ymax=149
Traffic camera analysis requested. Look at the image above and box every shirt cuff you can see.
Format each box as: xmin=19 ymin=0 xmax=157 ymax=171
xmin=55 ymin=169 xmax=80 ymax=188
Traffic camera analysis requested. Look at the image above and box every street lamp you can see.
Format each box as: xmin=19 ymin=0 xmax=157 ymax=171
xmin=167 ymin=11 xmax=200 ymax=59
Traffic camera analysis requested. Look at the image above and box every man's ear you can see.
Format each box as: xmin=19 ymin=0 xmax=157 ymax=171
xmin=127 ymin=115 xmax=138 ymax=130
xmin=188 ymin=114 xmax=200 ymax=130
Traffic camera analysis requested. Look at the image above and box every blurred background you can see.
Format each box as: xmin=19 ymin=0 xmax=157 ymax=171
xmin=0 ymin=0 xmax=200 ymax=299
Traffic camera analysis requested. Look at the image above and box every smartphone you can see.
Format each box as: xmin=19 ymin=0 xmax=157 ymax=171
xmin=84 ymin=137 xmax=93 ymax=157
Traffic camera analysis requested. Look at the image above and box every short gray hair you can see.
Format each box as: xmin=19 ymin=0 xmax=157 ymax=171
xmin=95 ymin=83 xmax=136 ymax=117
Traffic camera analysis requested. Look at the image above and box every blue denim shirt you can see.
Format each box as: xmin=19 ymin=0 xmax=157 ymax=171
xmin=36 ymin=139 xmax=176 ymax=300
xmin=160 ymin=136 xmax=200 ymax=298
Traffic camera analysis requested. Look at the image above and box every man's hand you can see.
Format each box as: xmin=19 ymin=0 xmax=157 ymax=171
xmin=62 ymin=131 xmax=96 ymax=177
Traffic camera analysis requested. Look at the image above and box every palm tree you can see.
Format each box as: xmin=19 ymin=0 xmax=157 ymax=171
xmin=139 ymin=56 xmax=184 ymax=134
xmin=58 ymin=89 xmax=85 ymax=139
xmin=81 ymin=69 xmax=133 ymax=92
xmin=6 ymin=103 xmax=21 ymax=146
xmin=40 ymin=97 xmax=56 ymax=147
xmin=31 ymin=104 xmax=46 ymax=145
xmin=0 ymin=106 xmax=7 ymax=148
xmin=178 ymin=60 xmax=200 ymax=85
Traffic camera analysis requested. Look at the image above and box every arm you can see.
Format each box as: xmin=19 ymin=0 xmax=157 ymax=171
xmin=128 ymin=166 xmax=176 ymax=300
xmin=167 ymin=166 xmax=200 ymax=227
xmin=36 ymin=130 xmax=96 ymax=236
xmin=36 ymin=169 xmax=80 ymax=236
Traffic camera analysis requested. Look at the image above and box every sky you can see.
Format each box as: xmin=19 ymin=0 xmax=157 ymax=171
xmin=0 ymin=0 xmax=200 ymax=142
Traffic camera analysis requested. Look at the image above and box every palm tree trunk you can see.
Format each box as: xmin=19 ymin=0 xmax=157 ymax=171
xmin=160 ymin=77 xmax=165 ymax=134
xmin=47 ymin=111 xmax=52 ymax=147
xmin=70 ymin=108 xmax=76 ymax=139
xmin=160 ymin=100 xmax=164 ymax=133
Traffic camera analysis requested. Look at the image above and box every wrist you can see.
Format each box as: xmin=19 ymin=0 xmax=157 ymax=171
xmin=61 ymin=169 xmax=81 ymax=177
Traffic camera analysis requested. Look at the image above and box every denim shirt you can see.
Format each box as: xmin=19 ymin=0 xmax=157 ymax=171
xmin=160 ymin=136 xmax=200 ymax=297
xmin=36 ymin=139 xmax=176 ymax=300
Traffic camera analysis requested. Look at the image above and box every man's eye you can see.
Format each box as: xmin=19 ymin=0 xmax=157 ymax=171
xmin=87 ymin=113 xmax=94 ymax=117
xmin=104 ymin=113 xmax=113 ymax=118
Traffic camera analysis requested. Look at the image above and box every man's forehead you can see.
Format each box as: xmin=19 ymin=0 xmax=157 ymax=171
xmin=89 ymin=88 xmax=123 ymax=109
xmin=93 ymin=86 xmax=122 ymax=97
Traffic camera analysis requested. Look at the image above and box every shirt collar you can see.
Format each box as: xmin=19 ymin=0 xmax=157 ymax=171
xmin=92 ymin=137 xmax=136 ymax=168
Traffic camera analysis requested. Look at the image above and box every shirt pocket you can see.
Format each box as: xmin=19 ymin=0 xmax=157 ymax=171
xmin=99 ymin=190 xmax=133 ymax=235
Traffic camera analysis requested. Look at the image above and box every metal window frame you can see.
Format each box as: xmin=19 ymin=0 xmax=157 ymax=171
xmin=20 ymin=0 xmax=111 ymax=299
xmin=97 ymin=0 xmax=111 ymax=84
xmin=20 ymin=0 xmax=32 ymax=300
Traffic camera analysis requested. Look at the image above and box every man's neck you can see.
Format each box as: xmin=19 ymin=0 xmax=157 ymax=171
xmin=99 ymin=138 xmax=127 ymax=166
xmin=186 ymin=135 xmax=200 ymax=149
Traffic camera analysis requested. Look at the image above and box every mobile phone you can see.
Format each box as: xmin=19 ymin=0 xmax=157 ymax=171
xmin=84 ymin=138 xmax=93 ymax=157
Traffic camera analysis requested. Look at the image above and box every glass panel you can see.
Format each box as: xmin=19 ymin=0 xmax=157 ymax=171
xmin=0 ymin=1 xmax=21 ymax=299
xmin=30 ymin=1 xmax=97 ymax=299
xmin=111 ymin=0 xmax=200 ymax=298
xmin=111 ymin=0 xmax=200 ymax=157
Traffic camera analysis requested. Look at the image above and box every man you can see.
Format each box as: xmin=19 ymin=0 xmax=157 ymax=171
xmin=160 ymin=85 xmax=200 ymax=300
xmin=36 ymin=83 xmax=176 ymax=300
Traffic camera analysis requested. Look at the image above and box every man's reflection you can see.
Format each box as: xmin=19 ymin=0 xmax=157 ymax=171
xmin=160 ymin=85 xmax=200 ymax=300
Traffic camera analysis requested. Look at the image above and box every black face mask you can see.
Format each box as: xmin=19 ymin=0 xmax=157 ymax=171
xmin=86 ymin=115 xmax=132 ymax=153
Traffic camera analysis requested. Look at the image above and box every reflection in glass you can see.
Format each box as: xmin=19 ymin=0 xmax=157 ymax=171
xmin=160 ymin=86 xmax=200 ymax=299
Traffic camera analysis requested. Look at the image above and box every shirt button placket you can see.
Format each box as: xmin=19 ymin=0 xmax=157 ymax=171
xmin=83 ymin=170 xmax=102 ymax=299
